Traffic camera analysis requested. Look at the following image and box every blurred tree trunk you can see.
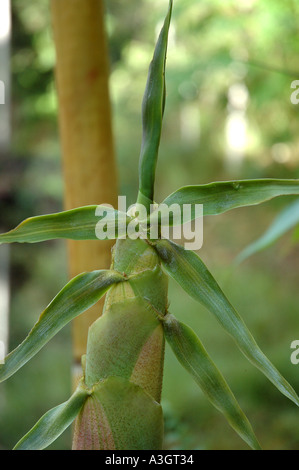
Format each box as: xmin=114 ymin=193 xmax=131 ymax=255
xmin=50 ymin=0 xmax=118 ymax=385
xmin=0 ymin=0 xmax=11 ymax=370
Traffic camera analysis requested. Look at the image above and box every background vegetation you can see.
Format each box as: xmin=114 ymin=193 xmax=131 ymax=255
xmin=0 ymin=0 xmax=299 ymax=449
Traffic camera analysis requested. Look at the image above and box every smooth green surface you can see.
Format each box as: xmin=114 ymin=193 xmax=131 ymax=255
xmin=163 ymin=314 xmax=261 ymax=450
xmin=0 ymin=270 xmax=124 ymax=383
xmin=155 ymin=238 xmax=299 ymax=407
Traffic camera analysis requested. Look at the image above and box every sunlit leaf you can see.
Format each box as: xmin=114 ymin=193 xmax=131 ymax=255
xmin=14 ymin=380 xmax=89 ymax=450
xmin=154 ymin=238 xmax=299 ymax=406
xmin=0 ymin=205 xmax=131 ymax=243
xmin=137 ymin=0 xmax=173 ymax=209
xmin=163 ymin=314 xmax=261 ymax=450
xmin=0 ymin=270 xmax=124 ymax=383
xmin=158 ymin=179 xmax=299 ymax=223
xmin=236 ymin=199 xmax=299 ymax=263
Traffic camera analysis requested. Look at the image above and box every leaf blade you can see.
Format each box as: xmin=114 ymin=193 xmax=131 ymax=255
xmin=155 ymin=238 xmax=299 ymax=406
xmin=137 ymin=0 xmax=173 ymax=208
xmin=14 ymin=381 xmax=89 ymax=450
xmin=0 ymin=205 xmax=131 ymax=243
xmin=159 ymin=179 xmax=299 ymax=223
xmin=236 ymin=199 xmax=299 ymax=263
xmin=0 ymin=270 xmax=124 ymax=383
xmin=163 ymin=314 xmax=261 ymax=450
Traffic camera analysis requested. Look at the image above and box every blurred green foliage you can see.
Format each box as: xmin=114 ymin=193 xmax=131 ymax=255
xmin=0 ymin=0 xmax=299 ymax=450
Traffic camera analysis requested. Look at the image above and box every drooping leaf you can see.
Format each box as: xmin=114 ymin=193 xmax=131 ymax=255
xmin=236 ymin=199 xmax=299 ymax=263
xmin=0 ymin=270 xmax=124 ymax=383
xmin=137 ymin=0 xmax=173 ymax=209
xmin=14 ymin=380 xmax=89 ymax=450
xmin=154 ymin=238 xmax=299 ymax=406
xmin=163 ymin=314 xmax=261 ymax=450
xmin=0 ymin=205 xmax=131 ymax=244
xmin=157 ymin=179 xmax=299 ymax=224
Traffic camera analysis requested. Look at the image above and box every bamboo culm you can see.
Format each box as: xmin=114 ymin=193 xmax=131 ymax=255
xmin=72 ymin=238 xmax=168 ymax=449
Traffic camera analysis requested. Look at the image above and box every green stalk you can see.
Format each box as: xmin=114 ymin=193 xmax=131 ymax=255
xmin=72 ymin=238 xmax=168 ymax=449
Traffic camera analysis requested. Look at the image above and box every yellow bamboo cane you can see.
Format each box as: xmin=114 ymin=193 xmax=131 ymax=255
xmin=50 ymin=0 xmax=118 ymax=382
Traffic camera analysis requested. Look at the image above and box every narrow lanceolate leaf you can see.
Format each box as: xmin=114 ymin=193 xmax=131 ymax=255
xmin=0 ymin=270 xmax=124 ymax=383
xmin=14 ymin=380 xmax=89 ymax=450
xmin=163 ymin=314 xmax=261 ymax=450
xmin=0 ymin=205 xmax=131 ymax=243
xmin=236 ymin=199 xmax=299 ymax=263
xmin=159 ymin=179 xmax=299 ymax=223
xmin=155 ymin=239 xmax=299 ymax=406
xmin=137 ymin=0 xmax=173 ymax=209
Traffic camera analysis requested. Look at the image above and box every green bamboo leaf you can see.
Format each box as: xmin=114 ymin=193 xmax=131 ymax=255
xmin=14 ymin=380 xmax=89 ymax=450
xmin=0 ymin=270 xmax=124 ymax=383
xmin=137 ymin=0 xmax=173 ymax=209
xmin=0 ymin=205 xmax=131 ymax=244
xmin=163 ymin=314 xmax=261 ymax=450
xmin=158 ymin=179 xmax=299 ymax=223
xmin=236 ymin=199 xmax=299 ymax=263
xmin=154 ymin=238 xmax=299 ymax=406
